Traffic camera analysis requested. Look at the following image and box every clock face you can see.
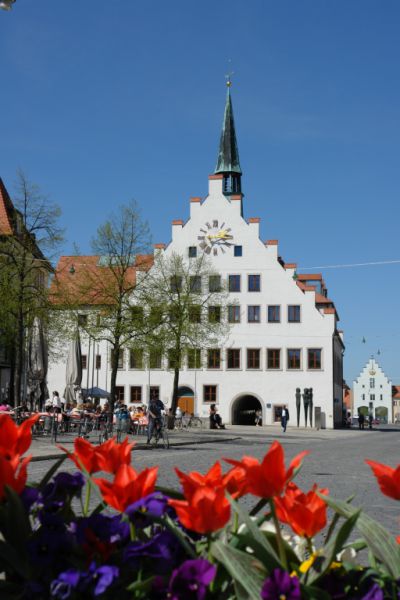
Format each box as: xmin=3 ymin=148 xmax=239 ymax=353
xmin=197 ymin=220 xmax=234 ymax=255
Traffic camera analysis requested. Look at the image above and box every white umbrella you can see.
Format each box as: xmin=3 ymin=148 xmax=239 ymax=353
xmin=27 ymin=317 xmax=48 ymax=409
xmin=64 ymin=330 xmax=82 ymax=405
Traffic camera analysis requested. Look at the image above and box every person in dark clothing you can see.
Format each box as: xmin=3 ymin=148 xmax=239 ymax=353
xmin=281 ymin=405 xmax=289 ymax=433
xmin=147 ymin=397 xmax=165 ymax=443
xmin=368 ymin=413 xmax=373 ymax=430
xmin=209 ymin=404 xmax=225 ymax=429
xmin=358 ymin=413 xmax=365 ymax=430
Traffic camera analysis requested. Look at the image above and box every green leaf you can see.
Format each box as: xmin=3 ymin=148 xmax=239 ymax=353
xmin=37 ymin=454 xmax=67 ymax=490
xmin=302 ymin=584 xmax=332 ymax=600
xmin=1 ymin=487 xmax=31 ymax=559
xmin=307 ymin=510 xmax=360 ymax=584
xmin=228 ymin=494 xmax=282 ymax=569
xmin=0 ymin=540 xmax=30 ymax=579
xmin=126 ymin=575 xmax=154 ymax=593
xmin=211 ymin=540 xmax=265 ymax=600
xmin=155 ymin=484 xmax=184 ymax=500
xmin=0 ymin=580 xmax=25 ymax=599
xmin=320 ymin=493 xmax=400 ymax=578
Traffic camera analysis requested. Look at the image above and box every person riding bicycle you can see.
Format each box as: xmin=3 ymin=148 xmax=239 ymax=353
xmin=147 ymin=397 xmax=165 ymax=444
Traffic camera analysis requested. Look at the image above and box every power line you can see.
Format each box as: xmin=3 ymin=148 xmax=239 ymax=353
xmin=298 ymin=259 xmax=400 ymax=271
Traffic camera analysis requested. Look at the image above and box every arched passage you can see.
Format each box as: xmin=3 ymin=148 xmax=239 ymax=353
xmin=177 ymin=386 xmax=194 ymax=414
xmin=231 ymin=395 xmax=262 ymax=425
xmin=375 ymin=406 xmax=388 ymax=423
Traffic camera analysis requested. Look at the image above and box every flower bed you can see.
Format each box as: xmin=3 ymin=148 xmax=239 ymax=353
xmin=0 ymin=414 xmax=399 ymax=599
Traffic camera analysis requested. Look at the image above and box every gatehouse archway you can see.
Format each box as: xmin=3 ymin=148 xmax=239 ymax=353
xmin=177 ymin=386 xmax=194 ymax=414
xmin=231 ymin=394 xmax=262 ymax=425
xmin=375 ymin=406 xmax=388 ymax=423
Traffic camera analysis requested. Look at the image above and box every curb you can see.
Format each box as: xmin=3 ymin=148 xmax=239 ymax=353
xmin=30 ymin=436 xmax=242 ymax=462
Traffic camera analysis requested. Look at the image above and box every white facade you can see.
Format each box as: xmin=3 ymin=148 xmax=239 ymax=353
xmin=353 ymin=358 xmax=392 ymax=423
xmin=48 ymin=173 xmax=344 ymax=428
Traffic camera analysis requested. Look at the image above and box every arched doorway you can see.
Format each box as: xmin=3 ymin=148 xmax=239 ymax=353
xmin=177 ymin=386 xmax=194 ymax=414
xmin=358 ymin=406 xmax=369 ymax=417
xmin=375 ymin=406 xmax=388 ymax=423
xmin=231 ymin=395 xmax=262 ymax=425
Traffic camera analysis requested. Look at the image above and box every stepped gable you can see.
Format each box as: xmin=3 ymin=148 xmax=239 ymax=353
xmin=0 ymin=178 xmax=17 ymax=235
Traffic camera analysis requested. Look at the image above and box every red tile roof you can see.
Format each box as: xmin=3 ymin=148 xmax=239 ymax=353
xmin=50 ymin=254 xmax=153 ymax=306
xmin=0 ymin=178 xmax=15 ymax=235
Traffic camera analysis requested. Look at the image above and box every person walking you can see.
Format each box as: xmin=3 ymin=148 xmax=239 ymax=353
xmin=254 ymin=409 xmax=262 ymax=427
xmin=358 ymin=413 xmax=365 ymax=430
xmin=368 ymin=413 xmax=373 ymax=430
xmin=147 ymin=396 xmax=165 ymax=444
xmin=281 ymin=405 xmax=289 ymax=433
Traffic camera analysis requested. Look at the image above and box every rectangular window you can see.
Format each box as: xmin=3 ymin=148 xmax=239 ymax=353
xmin=288 ymin=305 xmax=301 ymax=323
xmin=362 ymin=394 xmax=365 ymax=400
xmin=248 ymin=305 xmax=261 ymax=323
xmin=187 ymin=348 xmax=201 ymax=369
xmin=380 ymin=394 xmax=383 ymax=401
xmin=131 ymin=306 xmax=144 ymax=326
xmin=208 ymin=306 xmax=221 ymax=323
xmin=370 ymin=378 xmax=375 ymax=388
xmin=78 ymin=314 xmax=88 ymax=327
xmin=130 ymin=386 xmax=142 ymax=403
xmin=267 ymin=349 xmax=281 ymax=369
xmin=150 ymin=386 xmax=160 ymax=401
xmin=188 ymin=246 xmax=197 ymax=258
xmin=228 ymin=305 xmax=241 ymax=323
xmin=170 ymin=276 xmax=182 ymax=293
xmin=268 ymin=305 xmax=280 ymax=323
xmin=168 ymin=349 xmax=181 ymax=369
xmin=189 ymin=276 xmax=201 ymax=293
xmin=209 ymin=276 xmax=221 ymax=292
xmin=247 ymin=348 xmax=260 ymax=369
xmin=204 ymin=385 xmax=217 ymax=403
xmin=228 ymin=275 xmax=241 ymax=292
xmin=234 ymin=245 xmax=242 ymax=257
xmin=207 ymin=349 xmax=221 ymax=369
xmin=81 ymin=354 xmax=87 ymax=370
xmin=308 ymin=349 xmax=322 ymax=370
xmin=287 ymin=349 xmax=301 ymax=369
xmin=227 ymin=349 xmax=240 ymax=369
xmin=189 ymin=305 xmax=201 ymax=323
xmin=149 ymin=349 xmax=162 ymax=369
xmin=370 ymin=394 xmax=375 ymax=401
xmin=95 ymin=355 xmax=101 ymax=370
xmin=129 ymin=349 xmax=143 ymax=369
xmin=115 ymin=386 xmax=125 ymax=402
xmin=248 ymin=274 xmax=261 ymax=292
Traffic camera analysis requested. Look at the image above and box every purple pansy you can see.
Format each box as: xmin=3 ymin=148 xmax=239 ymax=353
xmin=361 ymin=584 xmax=384 ymax=600
xmin=261 ymin=569 xmax=301 ymax=600
xmin=74 ymin=514 xmax=129 ymax=545
xmin=50 ymin=568 xmax=80 ymax=599
xmin=125 ymin=492 xmax=172 ymax=526
xmin=92 ymin=564 xmax=119 ymax=596
xmin=167 ymin=558 xmax=217 ymax=600
xmin=20 ymin=486 xmax=41 ymax=512
xmin=124 ymin=530 xmax=183 ymax=573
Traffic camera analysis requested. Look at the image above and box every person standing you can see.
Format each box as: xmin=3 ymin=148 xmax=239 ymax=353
xmin=254 ymin=409 xmax=262 ymax=427
xmin=147 ymin=396 xmax=165 ymax=443
xmin=52 ymin=391 xmax=62 ymax=414
xmin=281 ymin=405 xmax=289 ymax=433
xmin=358 ymin=413 xmax=365 ymax=430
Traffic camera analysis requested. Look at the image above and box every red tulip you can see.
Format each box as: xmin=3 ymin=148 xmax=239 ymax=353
xmin=275 ymin=482 xmax=328 ymax=538
xmin=96 ymin=437 xmax=135 ymax=474
xmin=60 ymin=438 xmax=104 ymax=474
xmin=365 ymin=459 xmax=400 ymax=501
xmin=94 ymin=464 xmax=158 ymax=512
xmin=0 ymin=454 xmax=30 ymax=500
xmin=175 ymin=462 xmax=225 ymax=498
xmin=0 ymin=414 xmax=39 ymax=459
xmin=225 ymin=441 xmax=309 ymax=498
xmin=222 ymin=466 xmax=247 ymax=499
xmin=168 ymin=485 xmax=231 ymax=534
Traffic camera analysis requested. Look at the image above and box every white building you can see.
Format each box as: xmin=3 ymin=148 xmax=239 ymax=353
xmin=48 ymin=86 xmax=344 ymax=428
xmin=353 ymin=357 xmax=392 ymax=423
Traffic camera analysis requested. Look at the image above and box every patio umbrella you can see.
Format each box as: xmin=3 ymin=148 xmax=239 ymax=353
xmin=27 ymin=317 xmax=49 ymax=410
xmin=64 ymin=329 xmax=82 ymax=405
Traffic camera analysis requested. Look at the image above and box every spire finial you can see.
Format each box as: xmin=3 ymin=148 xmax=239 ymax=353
xmin=225 ymin=59 xmax=234 ymax=88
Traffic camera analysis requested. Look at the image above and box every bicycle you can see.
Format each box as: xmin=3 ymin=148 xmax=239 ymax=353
xmin=148 ymin=417 xmax=169 ymax=449
xmin=182 ymin=414 xmax=203 ymax=429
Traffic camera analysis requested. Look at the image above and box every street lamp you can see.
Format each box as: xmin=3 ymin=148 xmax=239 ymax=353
xmin=0 ymin=1 xmax=16 ymax=10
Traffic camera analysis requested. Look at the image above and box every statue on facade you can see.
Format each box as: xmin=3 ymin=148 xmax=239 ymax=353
xmin=295 ymin=388 xmax=301 ymax=427
xmin=309 ymin=387 xmax=313 ymax=427
xmin=303 ymin=388 xmax=310 ymax=427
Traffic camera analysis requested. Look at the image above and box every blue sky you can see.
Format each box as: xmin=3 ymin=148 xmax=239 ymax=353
xmin=1 ymin=1 xmax=400 ymax=386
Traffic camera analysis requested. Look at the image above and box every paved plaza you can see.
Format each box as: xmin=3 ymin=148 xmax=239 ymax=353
xmin=28 ymin=424 xmax=400 ymax=536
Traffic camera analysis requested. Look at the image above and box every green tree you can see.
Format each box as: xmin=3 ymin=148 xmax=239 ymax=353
xmin=0 ymin=171 xmax=63 ymax=404
xmin=138 ymin=251 xmax=231 ymax=424
xmin=51 ymin=200 xmax=152 ymax=412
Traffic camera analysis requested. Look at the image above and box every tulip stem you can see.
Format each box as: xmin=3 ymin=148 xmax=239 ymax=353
xmin=84 ymin=480 xmax=91 ymax=516
xmin=269 ymin=499 xmax=288 ymax=571
xmin=130 ymin=522 xmax=136 ymax=541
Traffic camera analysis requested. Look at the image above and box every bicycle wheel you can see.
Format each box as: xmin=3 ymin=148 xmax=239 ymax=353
xmin=189 ymin=417 xmax=203 ymax=429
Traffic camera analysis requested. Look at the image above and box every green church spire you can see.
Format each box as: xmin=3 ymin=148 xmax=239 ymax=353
xmin=214 ymin=84 xmax=242 ymax=176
